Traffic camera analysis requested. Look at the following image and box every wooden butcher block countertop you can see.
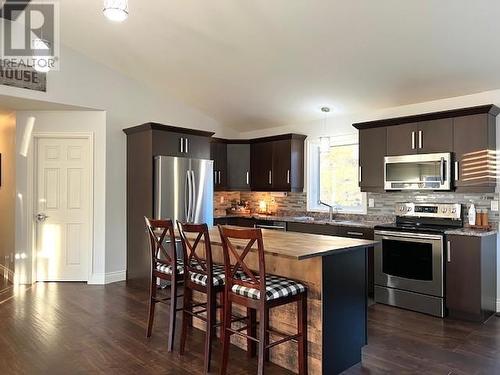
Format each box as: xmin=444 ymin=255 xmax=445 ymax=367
xmin=204 ymin=226 xmax=378 ymax=260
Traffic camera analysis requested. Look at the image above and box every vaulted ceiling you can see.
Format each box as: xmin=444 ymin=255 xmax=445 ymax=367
xmin=59 ymin=0 xmax=500 ymax=130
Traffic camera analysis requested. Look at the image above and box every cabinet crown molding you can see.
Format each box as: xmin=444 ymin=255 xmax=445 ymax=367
xmin=123 ymin=122 xmax=215 ymax=137
xmin=353 ymin=104 xmax=500 ymax=130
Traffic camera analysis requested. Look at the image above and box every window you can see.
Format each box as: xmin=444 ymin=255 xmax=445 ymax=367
xmin=307 ymin=134 xmax=366 ymax=213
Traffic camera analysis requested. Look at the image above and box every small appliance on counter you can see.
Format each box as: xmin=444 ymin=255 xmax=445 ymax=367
xmin=225 ymin=200 xmax=250 ymax=216
xmin=373 ymin=202 xmax=463 ymax=317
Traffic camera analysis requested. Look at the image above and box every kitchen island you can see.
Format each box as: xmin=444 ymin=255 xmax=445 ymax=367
xmin=190 ymin=226 xmax=377 ymax=374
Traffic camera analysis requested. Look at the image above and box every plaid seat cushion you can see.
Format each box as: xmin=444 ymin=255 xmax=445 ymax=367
xmin=232 ymin=274 xmax=306 ymax=301
xmin=156 ymin=259 xmax=184 ymax=275
xmin=190 ymin=263 xmax=226 ymax=287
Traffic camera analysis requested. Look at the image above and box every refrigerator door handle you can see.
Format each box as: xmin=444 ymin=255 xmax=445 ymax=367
xmin=184 ymin=170 xmax=190 ymax=220
xmin=190 ymin=170 xmax=196 ymax=222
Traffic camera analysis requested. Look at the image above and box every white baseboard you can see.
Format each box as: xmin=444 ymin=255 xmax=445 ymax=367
xmin=88 ymin=270 xmax=126 ymax=285
xmin=105 ymin=270 xmax=126 ymax=284
xmin=88 ymin=273 xmax=105 ymax=285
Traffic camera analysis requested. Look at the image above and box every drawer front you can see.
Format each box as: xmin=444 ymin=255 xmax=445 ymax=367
xmin=287 ymin=222 xmax=338 ymax=236
xmin=336 ymin=226 xmax=374 ymax=240
xmin=225 ymin=217 xmax=256 ymax=228
xmin=214 ymin=218 xmax=228 ymax=226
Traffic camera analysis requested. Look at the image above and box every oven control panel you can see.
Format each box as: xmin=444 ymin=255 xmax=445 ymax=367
xmin=395 ymin=202 xmax=461 ymax=220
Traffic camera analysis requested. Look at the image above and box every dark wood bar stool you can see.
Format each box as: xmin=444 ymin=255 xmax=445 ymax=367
xmin=177 ymin=221 xmax=226 ymax=374
xmin=144 ymin=217 xmax=183 ymax=352
xmin=218 ymin=226 xmax=308 ymax=375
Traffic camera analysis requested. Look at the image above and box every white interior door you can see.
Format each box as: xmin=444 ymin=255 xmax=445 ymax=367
xmin=35 ymin=136 xmax=92 ymax=282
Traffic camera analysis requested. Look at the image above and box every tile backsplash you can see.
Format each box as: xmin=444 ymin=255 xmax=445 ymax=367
xmin=215 ymin=190 xmax=499 ymax=224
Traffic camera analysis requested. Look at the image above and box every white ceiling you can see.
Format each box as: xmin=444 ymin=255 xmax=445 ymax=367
xmin=59 ymin=0 xmax=500 ymax=131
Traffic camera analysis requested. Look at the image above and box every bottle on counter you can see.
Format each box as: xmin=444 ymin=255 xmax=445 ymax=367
xmin=480 ymin=209 xmax=489 ymax=228
xmin=468 ymin=203 xmax=476 ymax=226
xmin=476 ymin=209 xmax=482 ymax=227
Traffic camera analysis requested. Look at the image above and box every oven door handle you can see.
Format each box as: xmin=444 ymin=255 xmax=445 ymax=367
xmin=375 ymin=230 xmax=443 ymax=241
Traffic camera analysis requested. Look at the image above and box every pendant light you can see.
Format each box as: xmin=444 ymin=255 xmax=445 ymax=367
xmin=319 ymin=107 xmax=331 ymax=152
xmin=103 ymin=0 xmax=129 ymax=22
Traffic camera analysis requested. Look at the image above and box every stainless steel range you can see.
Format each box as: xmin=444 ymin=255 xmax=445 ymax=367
xmin=374 ymin=202 xmax=463 ymax=317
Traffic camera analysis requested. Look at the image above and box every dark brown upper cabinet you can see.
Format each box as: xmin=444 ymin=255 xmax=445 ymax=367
xmin=250 ymin=134 xmax=306 ymax=192
xmin=446 ymin=233 xmax=496 ymax=322
xmin=210 ymin=140 xmax=227 ymax=191
xmin=354 ymin=104 xmax=500 ymax=193
xmin=386 ymin=119 xmax=453 ymax=156
xmin=453 ymin=113 xmax=496 ymax=192
xmin=250 ymin=141 xmax=274 ymax=190
xmin=359 ymin=127 xmax=386 ymax=192
xmin=418 ymin=118 xmax=453 ymax=153
xmin=227 ymin=143 xmax=251 ymax=191
xmin=386 ymin=122 xmax=419 ymax=156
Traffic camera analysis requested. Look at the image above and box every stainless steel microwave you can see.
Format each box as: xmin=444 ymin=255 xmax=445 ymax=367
xmin=384 ymin=153 xmax=451 ymax=191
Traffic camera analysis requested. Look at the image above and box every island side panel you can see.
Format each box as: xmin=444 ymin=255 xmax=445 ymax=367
xmin=193 ymin=244 xmax=323 ymax=374
xmin=322 ymin=247 xmax=367 ymax=375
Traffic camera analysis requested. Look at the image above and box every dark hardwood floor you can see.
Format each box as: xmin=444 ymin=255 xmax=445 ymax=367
xmin=0 ymin=282 xmax=499 ymax=375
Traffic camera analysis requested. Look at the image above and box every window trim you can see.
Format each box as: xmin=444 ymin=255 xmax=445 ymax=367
xmin=306 ymin=136 xmax=367 ymax=215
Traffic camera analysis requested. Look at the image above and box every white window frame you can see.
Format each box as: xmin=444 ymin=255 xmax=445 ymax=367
xmin=306 ymin=134 xmax=367 ymax=214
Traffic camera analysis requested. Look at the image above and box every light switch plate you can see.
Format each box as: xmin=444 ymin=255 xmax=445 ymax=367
xmin=491 ymin=200 xmax=499 ymax=212
xmin=368 ymin=198 xmax=375 ymax=208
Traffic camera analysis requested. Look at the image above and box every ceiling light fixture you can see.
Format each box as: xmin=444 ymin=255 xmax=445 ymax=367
xmin=103 ymin=0 xmax=129 ymax=22
xmin=319 ymin=107 xmax=331 ymax=152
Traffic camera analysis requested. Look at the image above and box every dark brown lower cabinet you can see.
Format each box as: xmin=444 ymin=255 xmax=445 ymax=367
xmin=214 ymin=217 xmax=256 ymax=227
xmin=446 ymin=233 xmax=497 ymax=322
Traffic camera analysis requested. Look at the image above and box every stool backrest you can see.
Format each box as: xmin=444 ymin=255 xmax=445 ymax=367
xmin=144 ymin=217 xmax=177 ymax=274
xmin=217 ymin=225 xmax=266 ymax=298
xmin=176 ymin=221 xmax=215 ymax=286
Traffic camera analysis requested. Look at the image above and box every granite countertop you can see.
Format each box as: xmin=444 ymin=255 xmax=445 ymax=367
xmin=195 ymin=226 xmax=378 ymax=260
xmin=445 ymin=228 xmax=498 ymax=237
xmin=214 ymin=213 xmax=392 ymax=229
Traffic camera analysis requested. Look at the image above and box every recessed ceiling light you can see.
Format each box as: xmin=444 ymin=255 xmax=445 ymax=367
xmin=103 ymin=0 xmax=129 ymax=22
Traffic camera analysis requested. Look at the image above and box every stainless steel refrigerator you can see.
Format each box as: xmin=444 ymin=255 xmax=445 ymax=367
xmin=154 ymin=155 xmax=214 ymax=224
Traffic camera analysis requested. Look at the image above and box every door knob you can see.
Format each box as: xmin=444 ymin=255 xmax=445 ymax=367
xmin=36 ymin=213 xmax=49 ymax=222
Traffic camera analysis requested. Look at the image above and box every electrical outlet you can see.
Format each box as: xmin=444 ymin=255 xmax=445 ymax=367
xmin=491 ymin=200 xmax=499 ymax=212
xmin=368 ymin=198 xmax=375 ymax=208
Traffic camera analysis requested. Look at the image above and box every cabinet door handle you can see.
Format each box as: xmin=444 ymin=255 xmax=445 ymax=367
xmin=411 ymin=131 xmax=416 ymax=149
xmin=180 ymin=137 xmax=184 ymax=153
xmin=214 ymin=170 xmax=218 ymax=184
xmin=246 ymin=171 xmax=249 ymax=185
xmin=358 ymin=166 xmax=362 ymax=183
xmin=287 ymin=170 xmax=290 ymax=184
xmin=418 ymin=130 xmax=423 ymax=149
xmin=184 ymin=138 xmax=189 ymax=153
xmin=268 ymin=170 xmax=272 ymax=185
xmin=218 ymin=171 xmax=221 ymax=184
xmin=454 ymin=161 xmax=459 ymax=182
xmin=347 ymin=231 xmax=364 ymax=237
xmin=447 ymin=241 xmax=451 ymax=262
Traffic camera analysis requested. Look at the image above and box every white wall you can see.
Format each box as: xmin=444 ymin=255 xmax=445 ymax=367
xmin=0 ymin=44 xmax=238 ymax=281
xmin=0 ymin=111 xmax=16 ymax=280
xmin=240 ymin=88 xmax=500 ymax=139
xmin=15 ymin=111 xmax=106 ymax=284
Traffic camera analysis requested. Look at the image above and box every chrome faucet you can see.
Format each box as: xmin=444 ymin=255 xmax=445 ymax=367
xmin=319 ymin=200 xmax=336 ymax=221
